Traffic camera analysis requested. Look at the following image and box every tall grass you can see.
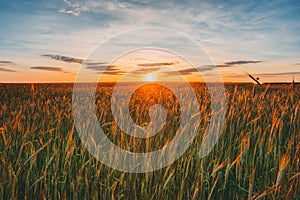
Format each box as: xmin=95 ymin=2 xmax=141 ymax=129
xmin=0 ymin=83 xmax=299 ymax=199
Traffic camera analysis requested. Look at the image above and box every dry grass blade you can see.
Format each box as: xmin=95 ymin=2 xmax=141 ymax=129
xmin=0 ymin=127 xmax=7 ymax=146
xmin=276 ymin=153 xmax=290 ymax=187
xmin=22 ymin=139 xmax=52 ymax=167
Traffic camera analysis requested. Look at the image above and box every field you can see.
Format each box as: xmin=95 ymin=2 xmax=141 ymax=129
xmin=0 ymin=83 xmax=299 ymax=199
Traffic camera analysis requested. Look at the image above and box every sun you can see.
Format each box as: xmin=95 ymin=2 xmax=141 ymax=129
xmin=145 ymin=73 xmax=156 ymax=82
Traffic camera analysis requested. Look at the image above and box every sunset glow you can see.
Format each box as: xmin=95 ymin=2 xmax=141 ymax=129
xmin=145 ymin=73 xmax=156 ymax=82
xmin=1 ymin=1 xmax=300 ymax=199
xmin=0 ymin=0 xmax=299 ymax=83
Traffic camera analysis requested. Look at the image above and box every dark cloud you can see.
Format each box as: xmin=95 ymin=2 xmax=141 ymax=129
xmin=85 ymin=62 xmax=109 ymax=66
xmin=31 ymin=66 xmax=64 ymax=72
xmin=217 ymin=64 xmax=233 ymax=68
xmin=161 ymin=59 xmax=263 ymax=77
xmin=179 ymin=66 xmax=214 ymax=74
xmin=42 ymin=54 xmax=84 ymax=64
xmin=0 ymin=67 xmax=17 ymax=72
xmin=85 ymin=63 xmax=125 ymax=75
xmin=203 ymin=64 xmax=231 ymax=68
xmin=86 ymin=64 xmax=119 ymax=72
xmin=86 ymin=65 xmax=111 ymax=71
xmin=163 ymin=66 xmax=214 ymax=76
xmin=137 ymin=62 xmax=177 ymax=67
xmin=0 ymin=61 xmax=15 ymax=65
xmin=224 ymin=60 xmax=262 ymax=65
xmin=199 ymin=60 xmax=262 ymax=69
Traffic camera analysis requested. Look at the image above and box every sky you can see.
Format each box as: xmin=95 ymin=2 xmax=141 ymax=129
xmin=0 ymin=0 xmax=299 ymax=83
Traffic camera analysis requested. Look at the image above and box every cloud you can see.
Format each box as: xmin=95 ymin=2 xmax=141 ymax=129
xmin=0 ymin=61 xmax=15 ymax=65
xmin=224 ymin=60 xmax=263 ymax=65
xmin=0 ymin=67 xmax=17 ymax=72
xmin=137 ymin=62 xmax=178 ymax=67
xmin=0 ymin=60 xmax=17 ymax=72
xmin=163 ymin=66 xmax=214 ymax=76
xmin=85 ymin=63 xmax=125 ymax=75
xmin=203 ymin=71 xmax=300 ymax=79
xmin=85 ymin=62 xmax=109 ymax=66
xmin=179 ymin=66 xmax=214 ymax=74
xmin=193 ymin=60 xmax=263 ymax=71
xmin=256 ymin=71 xmax=300 ymax=76
xmin=204 ymin=64 xmax=232 ymax=68
xmin=42 ymin=54 xmax=84 ymax=64
xmin=101 ymin=71 xmax=125 ymax=75
xmin=160 ymin=59 xmax=262 ymax=77
xmin=58 ymin=0 xmax=87 ymax=16
xmin=58 ymin=9 xmax=80 ymax=16
xmin=129 ymin=58 xmax=146 ymax=61
xmin=30 ymin=66 xmax=64 ymax=72
xmin=131 ymin=67 xmax=160 ymax=75
xmin=86 ymin=64 xmax=117 ymax=71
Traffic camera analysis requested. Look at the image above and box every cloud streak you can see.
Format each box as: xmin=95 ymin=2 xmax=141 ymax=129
xmin=0 ymin=67 xmax=17 ymax=72
xmin=163 ymin=66 xmax=214 ymax=76
xmin=161 ymin=59 xmax=263 ymax=77
xmin=31 ymin=66 xmax=64 ymax=72
xmin=86 ymin=64 xmax=117 ymax=71
xmin=58 ymin=0 xmax=86 ymax=16
xmin=131 ymin=67 xmax=161 ymax=75
xmin=137 ymin=62 xmax=178 ymax=67
xmin=42 ymin=54 xmax=84 ymax=64
xmin=256 ymin=71 xmax=300 ymax=76
xmin=85 ymin=63 xmax=125 ymax=75
xmin=0 ymin=61 xmax=15 ymax=65
xmin=224 ymin=60 xmax=263 ymax=65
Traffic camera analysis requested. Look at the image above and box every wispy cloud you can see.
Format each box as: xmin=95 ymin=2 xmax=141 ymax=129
xmin=85 ymin=62 xmax=109 ymax=66
xmin=200 ymin=60 xmax=263 ymax=69
xmin=0 ymin=67 xmax=17 ymax=72
xmin=204 ymin=64 xmax=232 ymax=68
xmin=131 ymin=67 xmax=160 ymax=75
xmin=0 ymin=61 xmax=15 ymax=65
xmin=30 ymin=66 xmax=64 ymax=72
xmin=42 ymin=54 xmax=84 ymax=64
xmin=0 ymin=61 xmax=17 ymax=72
xmin=256 ymin=71 xmax=300 ymax=76
xmin=161 ymin=59 xmax=263 ymax=77
xmin=58 ymin=0 xmax=87 ymax=16
xmin=86 ymin=64 xmax=116 ymax=71
xmin=129 ymin=58 xmax=146 ymax=61
xmin=224 ymin=60 xmax=263 ymax=65
xmin=85 ymin=63 xmax=125 ymax=75
xmin=137 ymin=62 xmax=178 ymax=67
xmin=163 ymin=66 xmax=214 ymax=76
xmin=101 ymin=71 xmax=125 ymax=75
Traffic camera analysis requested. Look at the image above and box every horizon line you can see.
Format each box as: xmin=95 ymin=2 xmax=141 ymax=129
xmin=0 ymin=81 xmax=299 ymax=84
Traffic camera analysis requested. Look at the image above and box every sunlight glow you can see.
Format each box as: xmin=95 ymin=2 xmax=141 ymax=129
xmin=145 ymin=73 xmax=156 ymax=82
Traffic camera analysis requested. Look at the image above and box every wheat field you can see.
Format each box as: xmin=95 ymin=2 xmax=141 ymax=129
xmin=0 ymin=83 xmax=299 ymax=199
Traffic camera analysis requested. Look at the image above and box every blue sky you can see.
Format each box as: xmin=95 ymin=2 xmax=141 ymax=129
xmin=0 ymin=0 xmax=299 ymax=82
